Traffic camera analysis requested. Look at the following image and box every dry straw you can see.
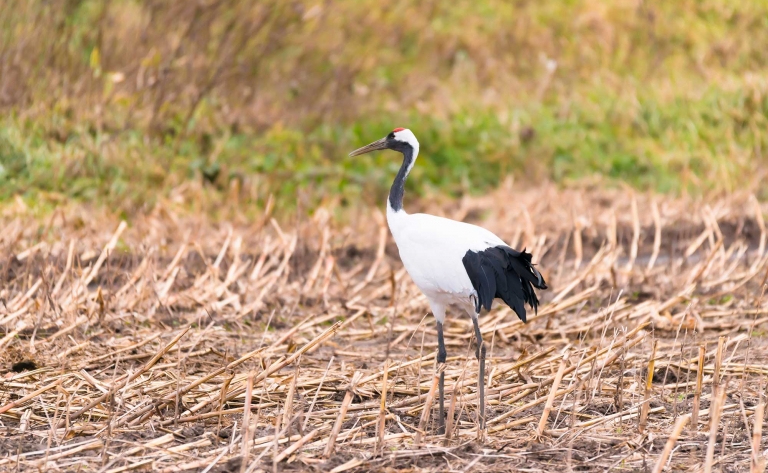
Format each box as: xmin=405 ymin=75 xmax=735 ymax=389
xmin=1 ymin=187 xmax=767 ymax=471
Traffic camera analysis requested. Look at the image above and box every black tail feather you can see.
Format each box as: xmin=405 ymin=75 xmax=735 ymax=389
xmin=462 ymin=246 xmax=547 ymax=323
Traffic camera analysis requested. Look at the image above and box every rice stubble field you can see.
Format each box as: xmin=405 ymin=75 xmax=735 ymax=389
xmin=1 ymin=186 xmax=768 ymax=472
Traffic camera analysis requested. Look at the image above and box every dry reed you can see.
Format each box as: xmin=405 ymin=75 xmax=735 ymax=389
xmin=1 ymin=187 xmax=767 ymax=471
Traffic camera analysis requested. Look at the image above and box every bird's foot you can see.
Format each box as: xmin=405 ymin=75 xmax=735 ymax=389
xmin=476 ymin=425 xmax=486 ymax=443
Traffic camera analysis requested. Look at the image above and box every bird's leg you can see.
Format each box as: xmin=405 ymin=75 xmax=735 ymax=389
xmin=436 ymin=321 xmax=447 ymax=435
xmin=472 ymin=314 xmax=486 ymax=433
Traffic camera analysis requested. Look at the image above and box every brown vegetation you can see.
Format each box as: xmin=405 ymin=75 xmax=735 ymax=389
xmin=1 ymin=187 xmax=767 ymax=471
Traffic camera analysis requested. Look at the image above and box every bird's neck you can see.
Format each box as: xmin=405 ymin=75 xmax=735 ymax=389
xmin=388 ymin=145 xmax=417 ymax=212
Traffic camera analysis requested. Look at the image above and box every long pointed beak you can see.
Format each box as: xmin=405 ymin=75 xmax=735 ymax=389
xmin=348 ymin=137 xmax=388 ymax=157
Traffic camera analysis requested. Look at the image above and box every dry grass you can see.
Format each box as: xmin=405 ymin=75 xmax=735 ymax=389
xmin=1 ymin=186 xmax=768 ymax=472
xmin=4 ymin=1 xmax=768 ymax=209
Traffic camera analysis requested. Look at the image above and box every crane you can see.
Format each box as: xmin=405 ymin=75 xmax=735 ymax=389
xmin=349 ymin=127 xmax=548 ymax=434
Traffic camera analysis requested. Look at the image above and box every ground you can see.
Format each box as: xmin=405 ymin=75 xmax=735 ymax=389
xmin=1 ymin=186 xmax=767 ymax=472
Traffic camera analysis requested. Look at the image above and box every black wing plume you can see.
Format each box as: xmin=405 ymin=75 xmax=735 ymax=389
xmin=462 ymin=246 xmax=547 ymax=323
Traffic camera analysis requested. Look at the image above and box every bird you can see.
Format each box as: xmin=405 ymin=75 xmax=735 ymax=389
xmin=349 ymin=127 xmax=547 ymax=435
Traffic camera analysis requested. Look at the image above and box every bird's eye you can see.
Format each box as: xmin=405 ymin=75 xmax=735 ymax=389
xmin=387 ymin=132 xmax=395 ymax=140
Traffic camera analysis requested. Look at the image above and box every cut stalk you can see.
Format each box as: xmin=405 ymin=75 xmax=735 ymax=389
xmin=692 ymin=343 xmax=706 ymax=430
xmin=639 ymin=340 xmax=658 ymax=434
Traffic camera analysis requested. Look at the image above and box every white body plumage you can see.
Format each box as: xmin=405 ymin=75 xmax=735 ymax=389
xmin=350 ymin=127 xmax=545 ymax=325
xmin=386 ymin=203 xmax=504 ymax=323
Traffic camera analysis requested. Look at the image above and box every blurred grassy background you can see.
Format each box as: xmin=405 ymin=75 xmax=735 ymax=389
xmin=1 ymin=0 xmax=767 ymax=216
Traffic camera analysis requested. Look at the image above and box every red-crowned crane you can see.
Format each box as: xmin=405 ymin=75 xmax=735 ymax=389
xmin=349 ymin=127 xmax=547 ymax=434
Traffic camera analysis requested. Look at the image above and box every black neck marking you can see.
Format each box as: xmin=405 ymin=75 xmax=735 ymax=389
xmin=388 ymin=146 xmax=414 ymax=212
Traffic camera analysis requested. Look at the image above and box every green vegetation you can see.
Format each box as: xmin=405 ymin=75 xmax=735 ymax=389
xmin=1 ymin=0 xmax=767 ymax=214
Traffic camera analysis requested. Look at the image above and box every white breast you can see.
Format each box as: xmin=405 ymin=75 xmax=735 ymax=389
xmin=386 ymin=203 xmax=505 ymax=302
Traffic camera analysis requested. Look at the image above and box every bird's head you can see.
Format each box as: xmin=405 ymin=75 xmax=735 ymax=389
xmin=349 ymin=128 xmax=419 ymax=157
